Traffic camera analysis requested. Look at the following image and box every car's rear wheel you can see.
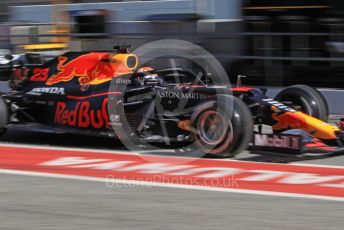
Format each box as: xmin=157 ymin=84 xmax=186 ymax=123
xmin=275 ymin=85 xmax=329 ymax=122
xmin=191 ymin=95 xmax=253 ymax=157
xmin=0 ymin=96 xmax=8 ymax=136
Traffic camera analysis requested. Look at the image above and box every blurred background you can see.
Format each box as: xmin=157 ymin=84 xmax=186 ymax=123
xmin=1 ymin=0 xmax=344 ymax=88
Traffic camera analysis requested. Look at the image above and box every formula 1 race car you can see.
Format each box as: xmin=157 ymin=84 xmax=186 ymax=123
xmin=0 ymin=46 xmax=343 ymax=158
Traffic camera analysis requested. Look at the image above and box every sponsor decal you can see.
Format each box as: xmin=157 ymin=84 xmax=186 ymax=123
xmin=54 ymin=98 xmax=109 ymax=128
xmin=27 ymin=87 xmax=65 ymax=96
xmin=30 ymin=68 xmax=50 ymax=81
xmin=263 ymin=99 xmax=296 ymax=112
xmin=157 ymin=90 xmax=208 ymax=100
xmin=253 ymin=134 xmax=302 ymax=154
xmin=254 ymin=134 xmax=301 ymax=149
xmin=113 ymin=78 xmax=131 ymax=85
xmin=0 ymin=145 xmax=343 ymax=200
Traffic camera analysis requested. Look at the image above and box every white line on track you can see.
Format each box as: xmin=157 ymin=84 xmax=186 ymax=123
xmin=0 ymin=169 xmax=342 ymax=202
xmin=0 ymin=142 xmax=343 ymax=169
xmin=0 ymin=142 xmax=137 ymax=155
xmin=289 ymin=162 xmax=344 ymax=169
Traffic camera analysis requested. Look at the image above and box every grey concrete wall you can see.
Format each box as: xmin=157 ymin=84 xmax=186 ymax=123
xmin=9 ymin=0 xmax=241 ymax=23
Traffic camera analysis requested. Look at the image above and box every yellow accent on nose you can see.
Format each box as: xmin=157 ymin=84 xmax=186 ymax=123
xmin=295 ymin=112 xmax=339 ymax=140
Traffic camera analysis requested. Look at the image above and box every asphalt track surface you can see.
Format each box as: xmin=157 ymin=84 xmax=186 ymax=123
xmin=0 ymin=126 xmax=343 ymax=230
xmin=1 ymin=173 xmax=343 ymax=230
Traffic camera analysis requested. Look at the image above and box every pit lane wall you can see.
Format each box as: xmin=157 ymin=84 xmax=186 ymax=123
xmin=7 ymin=0 xmax=243 ymax=68
xmin=9 ymin=0 xmax=241 ymax=23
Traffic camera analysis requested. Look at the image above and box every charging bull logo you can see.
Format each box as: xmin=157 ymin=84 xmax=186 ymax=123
xmin=273 ymin=111 xmax=339 ymax=140
xmin=46 ymin=53 xmax=115 ymax=86
xmin=272 ymin=112 xmax=308 ymax=131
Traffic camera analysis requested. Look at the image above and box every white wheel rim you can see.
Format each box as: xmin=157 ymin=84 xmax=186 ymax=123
xmin=197 ymin=110 xmax=230 ymax=146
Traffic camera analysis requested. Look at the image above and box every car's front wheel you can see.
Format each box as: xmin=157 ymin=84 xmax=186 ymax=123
xmin=275 ymin=85 xmax=329 ymax=122
xmin=191 ymin=95 xmax=253 ymax=157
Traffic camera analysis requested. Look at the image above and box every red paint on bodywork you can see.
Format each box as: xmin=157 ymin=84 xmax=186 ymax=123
xmin=30 ymin=68 xmax=50 ymax=81
xmin=46 ymin=53 xmax=115 ymax=86
xmin=232 ymin=87 xmax=254 ymax=92
xmin=54 ymin=98 xmax=109 ymax=129
xmin=272 ymin=112 xmax=308 ymax=130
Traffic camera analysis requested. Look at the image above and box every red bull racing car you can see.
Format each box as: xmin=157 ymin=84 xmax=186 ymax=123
xmin=0 ymin=46 xmax=344 ymax=158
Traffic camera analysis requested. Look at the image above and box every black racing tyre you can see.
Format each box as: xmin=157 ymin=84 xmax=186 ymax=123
xmin=191 ymin=95 xmax=253 ymax=157
xmin=0 ymin=96 xmax=8 ymax=134
xmin=275 ymin=85 xmax=329 ymax=122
